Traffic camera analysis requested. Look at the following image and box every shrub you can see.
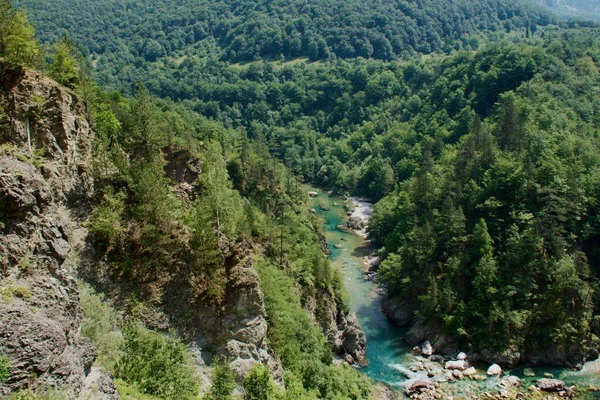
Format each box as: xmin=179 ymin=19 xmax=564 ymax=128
xmin=0 ymin=354 xmax=10 ymax=382
xmin=115 ymin=322 xmax=198 ymax=399
xmin=243 ymin=364 xmax=274 ymax=400
xmin=204 ymin=359 xmax=236 ymax=400
xmin=79 ymin=283 xmax=122 ymax=371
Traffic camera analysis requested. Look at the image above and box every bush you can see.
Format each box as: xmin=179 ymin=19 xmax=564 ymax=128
xmin=79 ymin=283 xmax=122 ymax=371
xmin=203 ymin=359 xmax=236 ymax=400
xmin=115 ymin=322 xmax=198 ymax=399
xmin=0 ymin=354 xmax=10 ymax=382
xmin=243 ymin=364 xmax=275 ymax=400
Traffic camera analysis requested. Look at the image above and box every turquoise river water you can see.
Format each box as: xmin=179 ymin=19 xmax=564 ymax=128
xmin=309 ymin=188 xmax=600 ymax=398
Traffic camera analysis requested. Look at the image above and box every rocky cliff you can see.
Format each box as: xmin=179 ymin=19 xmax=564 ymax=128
xmin=0 ymin=64 xmax=96 ymax=397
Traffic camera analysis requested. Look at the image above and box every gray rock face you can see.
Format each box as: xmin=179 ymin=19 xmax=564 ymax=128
xmin=0 ymin=67 xmax=98 ymax=397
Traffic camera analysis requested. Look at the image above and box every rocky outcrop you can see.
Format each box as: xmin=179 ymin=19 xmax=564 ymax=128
xmin=381 ymin=296 xmax=414 ymax=327
xmin=341 ymin=314 xmax=367 ymax=364
xmin=0 ymin=66 xmax=98 ymax=397
xmin=304 ymin=287 xmax=367 ymax=365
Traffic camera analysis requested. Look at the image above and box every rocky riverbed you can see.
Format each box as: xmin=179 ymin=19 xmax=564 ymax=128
xmin=308 ymin=188 xmax=600 ymax=399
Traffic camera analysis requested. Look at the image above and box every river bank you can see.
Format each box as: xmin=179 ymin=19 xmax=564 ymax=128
xmin=307 ymin=187 xmax=600 ymax=399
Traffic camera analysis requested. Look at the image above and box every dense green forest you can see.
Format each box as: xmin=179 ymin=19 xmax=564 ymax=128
xmin=5 ymin=0 xmax=600 ymax=396
xmin=21 ymin=0 xmax=559 ymax=91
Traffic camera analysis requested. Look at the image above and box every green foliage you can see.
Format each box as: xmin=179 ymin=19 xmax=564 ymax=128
xmin=243 ymin=364 xmax=275 ymax=400
xmin=22 ymin=0 xmax=555 ymax=73
xmin=6 ymin=388 xmax=69 ymax=400
xmin=256 ymin=259 xmax=371 ymax=399
xmin=49 ymin=35 xmax=80 ymax=89
xmin=87 ymin=190 xmax=126 ymax=252
xmin=0 ymin=354 xmax=10 ymax=383
xmin=79 ymin=282 xmax=122 ymax=371
xmin=115 ymin=322 xmax=198 ymax=400
xmin=2 ymin=10 xmax=41 ymax=67
xmin=204 ymin=360 xmax=236 ymax=400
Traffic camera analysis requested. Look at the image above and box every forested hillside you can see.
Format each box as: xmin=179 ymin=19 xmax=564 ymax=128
xmin=22 ymin=0 xmax=555 ymax=90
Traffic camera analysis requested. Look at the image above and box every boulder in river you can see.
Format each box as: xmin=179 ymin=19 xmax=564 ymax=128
xmin=487 ymin=364 xmax=502 ymax=376
xmin=429 ymin=355 xmax=444 ymax=363
xmin=342 ymin=313 xmax=367 ymax=365
xmin=347 ymin=216 xmax=366 ymax=230
xmin=457 ymin=352 xmax=467 ymax=360
xmin=452 ymin=369 xmax=464 ymax=380
xmin=445 ymin=360 xmax=468 ymax=370
xmin=405 ymin=379 xmax=433 ymax=396
xmin=463 ymin=367 xmax=477 ymax=377
xmin=536 ymin=378 xmax=566 ymax=392
xmin=501 ymin=376 xmax=522 ymax=387
xmin=421 ymin=340 xmax=433 ymax=356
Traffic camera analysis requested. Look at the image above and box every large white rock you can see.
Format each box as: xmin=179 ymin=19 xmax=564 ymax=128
xmin=487 ymin=363 xmax=502 ymax=376
xmin=463 ymin=367 xmax=477 ymax=376
xmin=456 ymin=352 xmax=467 ymax=360
xmin=421 ymin=340 xmax=433 ymax=356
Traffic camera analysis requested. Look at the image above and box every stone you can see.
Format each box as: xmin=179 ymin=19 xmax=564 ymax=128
xmin=536 ymin=378 xmax=566 ymax=392
xmin=444 ymin=360 xmax=468 ymax=370
xmin=344 ymin=354 xmax=354 ymax=364
xmin=452 ymin=370 xmax=464 ymax=380
xmin=523 ymin=368 xmax=535 ymax=377
xmin=487 ymin=363 xmax=502 ymax=376
xmin=463 ymin=367 xmax=477 ymax=377
xmin=405 ymin=379 xmax=433 ymax=396
xmin=456 ymin=352 xmax=467 ymax=360
xmin=543 ymin=372 xmax=554 ymax=378
xmin=381 ymin=297 xmax=414 ymax=327
xmin=422 ymin=340 xmax=433 ymax=356
xmin=427 ymin=371 xmax=435 ymax=378
xmin=429 ymin=355 xmax=444 ymax=363
xmin=501 ymin=376 xmax=522 ymax=387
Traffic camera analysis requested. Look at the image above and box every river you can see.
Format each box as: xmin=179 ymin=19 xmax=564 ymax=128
xmin=308 ymin=188 xmax=600 ymax=398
